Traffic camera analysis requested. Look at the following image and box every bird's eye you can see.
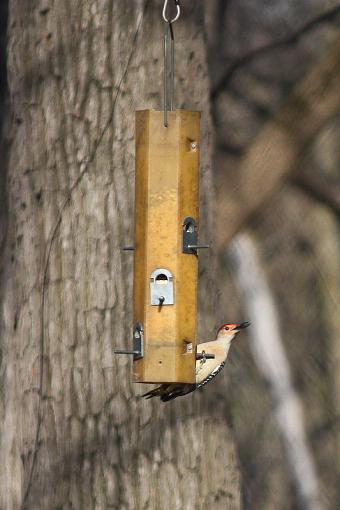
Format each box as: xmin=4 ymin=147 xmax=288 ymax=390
xmin=224 ymin=326 xmax=229 ymax=331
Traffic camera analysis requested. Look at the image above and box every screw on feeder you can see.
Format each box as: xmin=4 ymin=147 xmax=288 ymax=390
xmin=158 ymin=295 xmax=165 ymax=312
xmin=188 ymin=244 xmax=210 ymax=250
xmin=114 ymin=349 xmax=140 ymax=355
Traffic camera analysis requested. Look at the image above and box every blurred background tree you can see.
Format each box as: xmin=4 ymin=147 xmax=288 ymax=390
xmin=205 ymin=2 xmax=340 ymax=509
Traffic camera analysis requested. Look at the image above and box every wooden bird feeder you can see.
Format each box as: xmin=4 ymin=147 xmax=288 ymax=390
xmin=114 ymin=4 xmax=210 ymax=384
xmin=132 ymin=109 xmax=201 ymax=383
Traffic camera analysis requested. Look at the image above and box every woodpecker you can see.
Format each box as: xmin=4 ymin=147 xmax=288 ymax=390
xmin=141 ymin=321 xmax=250 ymax=402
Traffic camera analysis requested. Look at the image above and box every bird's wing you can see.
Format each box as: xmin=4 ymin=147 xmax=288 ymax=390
xmin=196 ymin=361 xmax=226 ymax=389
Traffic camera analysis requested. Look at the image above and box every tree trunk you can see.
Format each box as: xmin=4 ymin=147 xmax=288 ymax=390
xmin=0 ymin=1 xmax=240 ymax=509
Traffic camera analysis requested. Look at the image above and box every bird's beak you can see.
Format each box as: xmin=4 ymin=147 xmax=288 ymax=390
xmin=235 ymin=321 xmax=251 ymax=331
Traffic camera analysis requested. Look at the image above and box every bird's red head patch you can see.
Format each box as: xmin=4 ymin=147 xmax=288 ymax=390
xmin=217 ymin=322 xmax=250 ymax=335
xmin=217 ymin=323 xmax=238 ymax=334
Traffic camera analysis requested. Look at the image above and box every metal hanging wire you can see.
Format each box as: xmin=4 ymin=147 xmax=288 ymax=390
xmin=163 ymin=23 xmax=174 ymax=127
xmin=163 ymin=1 xmax=181 ymax=127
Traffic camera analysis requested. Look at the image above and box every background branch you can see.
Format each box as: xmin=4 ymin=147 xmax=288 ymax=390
xmin=212 ymin=5 xmax=340 ymax=98
xmin=216 ymin=34 xmax=340 ymax=252
xmin=292 ymin=170 xmax=340 ymax=218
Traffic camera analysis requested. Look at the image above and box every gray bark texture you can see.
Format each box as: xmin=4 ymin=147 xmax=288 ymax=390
xmin=0 ymin=1 xmax=240 ymax=509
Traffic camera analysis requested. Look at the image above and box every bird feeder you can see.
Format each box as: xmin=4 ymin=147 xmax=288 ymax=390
xmin=114 ymin=2 xmax=210 ymax=384
xmin=132 ymin=109 xmax=201 ymax=383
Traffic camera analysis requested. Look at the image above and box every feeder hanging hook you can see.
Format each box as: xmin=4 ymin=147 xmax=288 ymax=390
xmin=162 ymin=0 xmax=181 ymax=24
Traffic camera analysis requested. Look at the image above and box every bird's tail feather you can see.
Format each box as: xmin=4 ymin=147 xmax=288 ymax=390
xmin=140 ymin=386 xmax=162 ymax=399
xmin=160 ymin=384 xmax=196 ymax=402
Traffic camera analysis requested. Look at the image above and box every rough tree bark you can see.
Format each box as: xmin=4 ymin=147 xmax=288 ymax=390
xmin=0 ymin=1 xmax=241 ymax=509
